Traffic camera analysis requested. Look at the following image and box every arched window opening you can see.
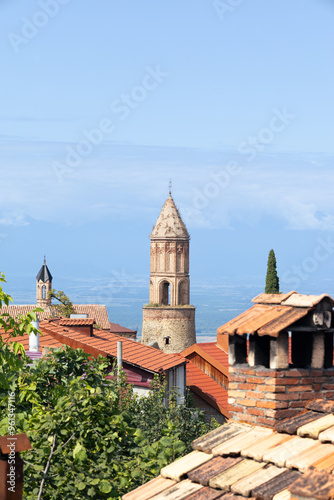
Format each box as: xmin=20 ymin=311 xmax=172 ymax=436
xmin=42 ymin=285 xmax=46 ymax=300
xmin=161 ymin=281 xmax=170 ymax=306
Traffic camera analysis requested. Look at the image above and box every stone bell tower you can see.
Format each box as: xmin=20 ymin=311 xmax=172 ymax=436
xmin=36 ymin=258 xmax=53 ymax=308
xmin=141 ymin=189 xmax=196 ymax=353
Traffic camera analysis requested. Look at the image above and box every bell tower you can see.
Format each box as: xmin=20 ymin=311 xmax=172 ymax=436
xmin=36 ymin=258 xmax=53 ymax=308
xmin=142 ymin=189 xmax=196 ymax=353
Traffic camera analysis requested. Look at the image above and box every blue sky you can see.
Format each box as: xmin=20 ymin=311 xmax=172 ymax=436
xmin=1 ymin=0 xmax=334 ymax=313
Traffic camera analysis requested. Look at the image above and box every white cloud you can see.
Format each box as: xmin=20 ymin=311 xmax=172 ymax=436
xmin=0 ymin=211 xmax=29 ymax=226
xmin=1 ymin=138 xmax=333 ymax=232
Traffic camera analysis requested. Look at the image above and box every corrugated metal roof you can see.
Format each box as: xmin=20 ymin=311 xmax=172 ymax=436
xmin=125 ymin=400 xmax=334 ymax=500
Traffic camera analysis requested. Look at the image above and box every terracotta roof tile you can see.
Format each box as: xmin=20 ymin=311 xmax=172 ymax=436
xmin=125 ymin=411 xmax=334 ymax=500
xmin=211 ymin=427 xmax=272 ymax=456
xmin=306 ymin=399 xmax=334 ymax=414
xmin=109 ymin=322 xmax=136 ymax=334
xmin=0 ymin=304 xmax=111 ymax=329
xmin=183 ymin=487 xmax=226 ymax=499
xmin=192 ymin=424 xmax=248 ymax=454
xmin=297 ymin=414 xmax=334 ymax=439
xmin=59 ymin=318 xmax=95 ymax=326
xmin=218 ymin=292 xmax=334 ymax=337
xmin=251 ymin=470 xmax=301 ymax=500
xmin=231 ymin=464 xmax=283 ymax=497
xmin=208 ymin=459 xmax=265 ymax=491
xmin=289 ymin=469 xmax=334 ymax=499
xmin=160 ymin=451 xmax=213 ymax=481
xmin=263 ymin=436 xmax=316 ymax=467
xmin=150 ymin=479 xmax=203 ymax=499
xmin=122 ymin=476 xmax=176 ymax=500
xmin=40 ymin=320 xmax=186 ymax=373
xmin=319 ymin=425 xmax=334 ymax=444
xmin=241 ymin=433 xmax=293 ymax=462
xmin=187 ymin=457 xmax=243 ymax=487
xmin=275 ymin=411 xmax=324 ymax=435
xmin=181 ymin=342 xmax=228 ymax=376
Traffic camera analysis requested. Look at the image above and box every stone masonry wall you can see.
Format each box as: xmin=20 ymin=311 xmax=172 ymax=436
xmin=142 ymin=306 xmax=196 ymax=353
xmin=229 ymin=365 xmax=334 ymax=428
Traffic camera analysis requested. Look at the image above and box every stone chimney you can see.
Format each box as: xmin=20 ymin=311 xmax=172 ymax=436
xmin=218 ymin=292 xmax=334 ymax=428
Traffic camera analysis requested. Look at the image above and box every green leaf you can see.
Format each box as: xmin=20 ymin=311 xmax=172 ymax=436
xmin=73 ymin=443 xmax=87 ymax=462
xmin=99 ymin=480 xmax=112 ymax=493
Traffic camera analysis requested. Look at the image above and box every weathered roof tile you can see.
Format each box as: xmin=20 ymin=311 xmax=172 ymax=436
xmin=122 ymin=476 xmax=176 ymax=500
xmin=285 ymin=442 xmax=334 ymax=473
xmin=192 ymin=424 xmax=248 ymax=453
xmin=231 ymin=464 xmax=283 ymax=497
xmin=274 ymin=411 xmax=324 ymax=435
xmin=241 ymin=433 xmax=293 ymax=461
xmin=297 ymin=414 xmax=334 ymax=439
xmin=183 ymin=486 xmax=227 ymax=499
xmin=251 ymin=470 xmax=301 ymax=500
xmin=149 ymin=479 xmax=202 ymax=499
xmin=187 ymin=457 xmax=243 ymax=487
xmin=288 ymin=469 xmax=334 ymax=500
xmin=319 ymin=425 xmax=334 ymax=444
xmin=212 ymin=427 xmax=272 ymax=456
xmin=263 ymin=436 xmax=316 ymax=467
xmin=209 ymin=459 xmax=265 ymax=491
xmin=160 ymin=451 xmax=213 ymax=482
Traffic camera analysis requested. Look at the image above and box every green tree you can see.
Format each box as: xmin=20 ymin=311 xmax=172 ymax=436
xmin=265 ymin=249 xmax=280 ymax=293
xmin=0 ymin=275 xmax=216 ymax=498
xmin=0 ymin=348 xmax=214 ymax=499
xmin=0 ymin=272 xmax=41 ymax=393
xmin=48 ymin=289 xmax=75 ymax=318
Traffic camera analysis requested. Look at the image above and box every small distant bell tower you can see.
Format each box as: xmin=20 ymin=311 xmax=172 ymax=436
xmin=141 ymin=187 xmax=196 ymax=353
xmin=36 ymin=258 xmax=53 ymax=308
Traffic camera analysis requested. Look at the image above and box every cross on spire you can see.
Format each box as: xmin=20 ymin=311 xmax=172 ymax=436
xmin=169 ymin=179 xmax=172 ymax=195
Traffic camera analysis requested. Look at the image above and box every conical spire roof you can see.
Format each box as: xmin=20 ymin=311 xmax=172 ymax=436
xmin=36 ymin=259 xmax=53 ymax=282
xmin=151 ymin=193 xmax=189 ymax=239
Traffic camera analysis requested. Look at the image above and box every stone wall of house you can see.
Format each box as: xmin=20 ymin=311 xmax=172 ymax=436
xmin=190 ymin=391 xmax=227 ymax=425
xmin=142 ymin=306 xmax=196 ymax=353
xmin=229 ymin=365 xmax=334 ymax=427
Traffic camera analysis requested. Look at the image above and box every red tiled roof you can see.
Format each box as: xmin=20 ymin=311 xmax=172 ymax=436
xmin=0 ymin=328 xmax=63 ymax=351
xmin=40 ymin=320 xmax=186 ymax=373
xmin=219 ymin=292 xmax=334 ymax=338
xmin=109 ymin=322 xmax=136 ymax=334
xmin=0 ymin=304 xmax=111 ymax=329
xmin=126 ymin=400 xmax=334 ymax=499
xmin=218 ymin=303 xmax=310 ymax=337
xmin=186 ymin=360 xmax=229 ymax=418
xmin=182 ymin=342 xmax=228 ymax=377
xmin=59 ymin=318 xmax=96 ymax=326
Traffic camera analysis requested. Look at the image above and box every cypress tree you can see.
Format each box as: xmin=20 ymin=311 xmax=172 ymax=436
xmin=265 ymin=249 xmax=280 ymax=294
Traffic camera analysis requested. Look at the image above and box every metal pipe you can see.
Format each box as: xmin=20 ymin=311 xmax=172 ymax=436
xmin=29 ymin=319 xmax=40 ymax=352
xmin=117 ymin=341 xmax=123 ymax=380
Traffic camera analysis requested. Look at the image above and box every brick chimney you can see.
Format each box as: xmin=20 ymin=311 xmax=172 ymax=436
xmin=218 ymin=292 xmax=334 ymax=428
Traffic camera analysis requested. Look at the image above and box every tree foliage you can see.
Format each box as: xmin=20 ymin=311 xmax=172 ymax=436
xmin=0 ymin=275 xmax=217 ymax=499
xmin=265 ymin=249 xmax=280 ymax=294
xmin=48 ymin=288 xmax=76 ymax=318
